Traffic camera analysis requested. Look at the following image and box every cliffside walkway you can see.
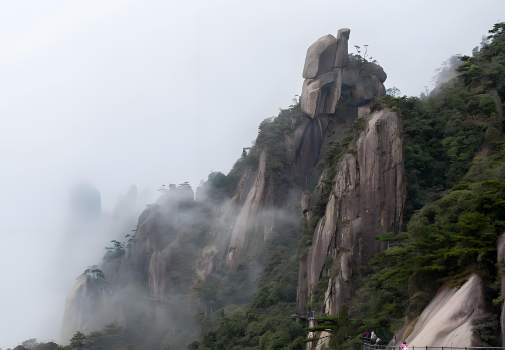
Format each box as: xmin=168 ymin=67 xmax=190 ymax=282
xmin=362 ymin=338 xmax=505 ymax=350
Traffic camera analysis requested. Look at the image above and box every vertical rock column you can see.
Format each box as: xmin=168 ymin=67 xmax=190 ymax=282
xmin=301 ymin=28 xmax=350 ymax=118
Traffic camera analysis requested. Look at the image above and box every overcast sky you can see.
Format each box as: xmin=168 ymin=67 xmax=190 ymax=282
xmin=0 ymin=0 xmax=503 ymax=346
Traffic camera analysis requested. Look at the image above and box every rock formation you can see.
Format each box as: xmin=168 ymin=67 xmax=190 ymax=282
xmin=225 ymin=150 xmax=267 ymax=269
xmin=60 ymin=27 xmax=401 ymax=347
xmin=396 ymin=274 xmax=485 ymax=347
xmin=300 ymin=29 xmax=386 ymax=119
xmin=295 ymin=28 xmax=388 ymax=182
xmin=297 ymin=108 xmax=405 ymax=313
xmin=294 ymin=28 xmax=405 ymax=316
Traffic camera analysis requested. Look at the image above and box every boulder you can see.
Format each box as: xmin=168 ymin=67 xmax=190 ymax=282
xmin=352 ymin=71 xmax=375 ymax=105
xmin=301 ymin=29 xmax=351 ymax=117
xmin=302 ymin=35 xmax=338 ymax=79
xmin=301 ymin=79 xmax=321 ymax=117
xmin=371 ymin=74 xmax=386 ymax=99
xmin=362 ymin=62 xmax=387 ymax=83
xmin=334 ymin=28 xmax=350 ymax=67
xmin=342 ymin=66 xmax=359 ymax=87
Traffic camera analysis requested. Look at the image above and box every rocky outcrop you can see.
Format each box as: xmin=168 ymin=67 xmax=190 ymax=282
xmin=303 ymin=35 xmax=338 ymax=80
xmin=298 ymin=108 xmax=405 ymax=312
xmin=403 ymin=274 xmax=485 ymax=347
xmin=295 ymin=28 xmax=388 ymax=185
xmin=300 ymin=28 xmax=386 ymax=119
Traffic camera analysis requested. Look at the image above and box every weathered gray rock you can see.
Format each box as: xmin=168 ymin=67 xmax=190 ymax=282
xmin=371 ymin=74 xmax=386 ymax=99
xmin=294 ymin=117 xmax=324 ymax=178
xmin=262 ymin=181 xmax=275 ymax=241
xmin=362 ymin=62 xmax=387 ymax=83
xmin=301 ymin=79 xmax=321 ymax=117
xmin=299 ymin=108 xmax=406 ymax=313
xmin=406 ymin=274 xmax=485 ymax=347
xmin=300 ymin=28 xmax=388 ymax=120
xmin=225 ymin=149 xmax=267 ymax=270
xmin=342 ymin=66 xmax=359 ymax=87
xmin=334 ymin=28 xmax=350 ymax=68
xmin=300 ymin=29 xmax=351 ymax=118
xmin=297 ymin=260 xmax=308 ymax=310
xmin=301 ymin=190 xmax=311 ymax=214
xmin=352 ymin=71 xmax=375 ymax=105
xmin=302 ymin=35 xmax=338 ymax=79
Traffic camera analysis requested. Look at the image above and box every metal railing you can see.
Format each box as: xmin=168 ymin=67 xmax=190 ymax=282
xmin=362 ymin=338 xmax=505 ymax=350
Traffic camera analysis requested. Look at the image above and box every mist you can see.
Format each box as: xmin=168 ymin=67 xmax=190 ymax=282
xmin=1 ymin=0 xmax=504 ymax=347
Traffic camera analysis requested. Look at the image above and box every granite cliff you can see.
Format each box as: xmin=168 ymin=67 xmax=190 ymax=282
xmin=59 ymin=24 xmax=505 ymax=350
xmin=60 ymin=27 xmax=404 ymax=348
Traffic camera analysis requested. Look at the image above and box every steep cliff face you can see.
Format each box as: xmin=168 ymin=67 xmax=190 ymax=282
xmin=226 ymin=149 xmax=268 ymax=269
xmin=297 ymin=108 xmax=405 ymax=313
xmin=61 ymin=27 xmax=403 ymax=347
xmin=61 ymin=275 xmax=111 ymax=342
xmin=294 ymin=28 xmax=405 ymax=314
xmin=61 ymin=147 xmax=279 ymax=343
xmin=400 ymin=274 xmax=485 ymax=347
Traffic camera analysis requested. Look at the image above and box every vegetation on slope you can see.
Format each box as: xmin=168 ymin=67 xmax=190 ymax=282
xmin=336 ymin=21 xmax=505 ymax=348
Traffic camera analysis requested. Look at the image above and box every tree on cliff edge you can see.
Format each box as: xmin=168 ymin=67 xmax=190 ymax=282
xmin=70 ymin=331 xmax=86 ymax=349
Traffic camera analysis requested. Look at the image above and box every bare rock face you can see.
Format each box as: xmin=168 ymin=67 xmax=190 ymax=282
xmin=298 ymin=108 xmax=405 ymax=312
xmin=334 ymin=28 xmax=350 ymax=68
xmin=405 ymin=274 xmax=485 ymax=347
xmin=295 ymin=27 xmax=389 ymax=186
xmin=362 ymin=62 xmax=387 ymax=83
xmin=301 ymin=190 xmax=311 ymax=214
xmin=302 ymin=35 xmax=338 ymax=79
xmin=225 ymin=150 xmax=267 ymax=269
xmin=61 ymin=275 xmax=111 ymax=343
xmin=300 ymin=28 xmax=386 ymax=119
